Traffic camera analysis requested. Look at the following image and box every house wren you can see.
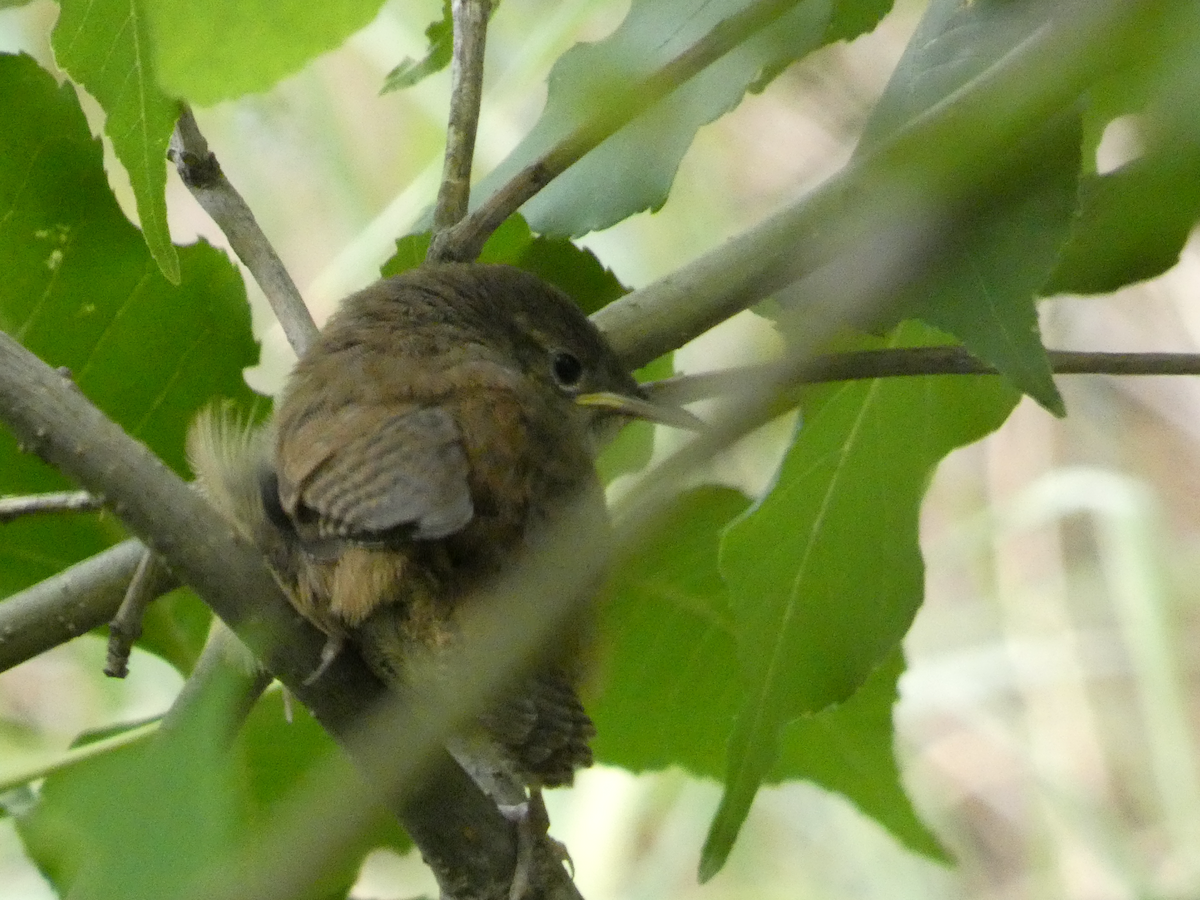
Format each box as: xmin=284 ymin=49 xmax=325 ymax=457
xmin=190 ymin=263 xmax=694 ymax=794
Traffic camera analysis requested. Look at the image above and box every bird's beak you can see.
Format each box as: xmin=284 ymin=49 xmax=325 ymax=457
xmin=574 ymin=391 xmax=705 ymax=431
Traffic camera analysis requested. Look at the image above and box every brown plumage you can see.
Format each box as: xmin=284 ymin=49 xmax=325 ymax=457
xmin=191 ymin=263 xmax=691 ymax=791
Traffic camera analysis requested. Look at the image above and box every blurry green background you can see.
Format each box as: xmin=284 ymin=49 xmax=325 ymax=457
xmin=4 ymin=1 xmax=1200 ymax=898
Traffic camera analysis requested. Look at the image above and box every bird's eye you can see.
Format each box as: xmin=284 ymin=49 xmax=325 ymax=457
xmin=551 ymin=350 xmax=584 ymax=389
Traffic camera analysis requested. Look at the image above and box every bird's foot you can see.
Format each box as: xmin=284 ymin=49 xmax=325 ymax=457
xmin=500 ymin=789 xmax=572 ymax=900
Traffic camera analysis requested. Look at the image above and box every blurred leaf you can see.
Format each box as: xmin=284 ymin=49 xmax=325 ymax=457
xmin=50 ymin=5 xmax=179 ymax=282
xmin=899 ymin=111 xmax=1079 ymax=417
xmin=1047 ymin=7 xmax=1200 ymax=294
xmin=381 ymin=0 xmax=453 ymax=94
xmin=142 ymin=0 xmax=388 ymax=105
xmin=0 ymin=56 xmax=260 ymax=658
xmin=384 ymin=216 xmax=627 ymax=315
xmin=17 ymin=668 xmax=247 ymax=899
xmin=1047 ymin=142 xmax=1200 ymax=294
xmin=472 ymin=0 xmax=893 ymax=238
xmin=17 ymin=682 xmax=408 ymax=900
xmin=854 ymin=0 xmax=1078 ymax=415
xmin=699 ymin=321 xmax=1017 ymax=879
xmin=137 ymin=587 xmax=214 ymax=675
xmin=238 ymin=691 xmax=411 ymax=888
xmin=1076 ymin=4 xmax=1200 ymax=163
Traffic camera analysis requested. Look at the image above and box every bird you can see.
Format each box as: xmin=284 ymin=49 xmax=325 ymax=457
xmin=188 ymin=263 xmax=697 ymax=870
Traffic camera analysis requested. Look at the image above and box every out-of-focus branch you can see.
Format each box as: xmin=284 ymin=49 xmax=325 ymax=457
xmin=427 ymin=0 xmax=492 ymax=262
xmin=169 ymin=105 xmax=318 ymax=357
xmin=593 ymin=1 xmax=1143 ymax=369
xmin=0 ymin=330 xmax=579 ymax=900
xmin=436 ymin=0 xmax=799 ymax=261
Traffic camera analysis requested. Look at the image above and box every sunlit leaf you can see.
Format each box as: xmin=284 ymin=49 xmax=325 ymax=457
xmin=381 ymin=0 xmax=453 ymax=94
xmin=51 ymin=1 xmax=179 ymax=282
xmin=142 ymin=0 xmax=389 ymax=105
xmin=596 ymin=487 xmax=945 ymax=868
xmin=471 ymin=0 xmax=893 ymax=237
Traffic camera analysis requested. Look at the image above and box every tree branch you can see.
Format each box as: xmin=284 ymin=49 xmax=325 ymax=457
xmin=0 ymin=331 xmax=582 ymax=900
xmin=0 ymin=539 xmax=168 ymax=673
xmin=7 ymin=341 xmax=1198 ymax=676
xmin=169 ymin=105 xmax=319 ymax=357
xmin=428 ymin=0 xmax=492 ymax=261
xmin=436 ymin=0 xmax=800 ymax=261
xmin=648 ymin=349 xmax=1200 ymax=405
xmin=0 ymin=491 xmax=102 ymax=522
xmin=593 ymin=0 xmax=1141 ymax=369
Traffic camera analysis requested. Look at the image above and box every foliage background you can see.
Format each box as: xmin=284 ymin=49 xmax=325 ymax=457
xmin=2 ymin=1 xmax=1200 ymax=899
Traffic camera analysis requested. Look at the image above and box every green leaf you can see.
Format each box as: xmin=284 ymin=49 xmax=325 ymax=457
xmin=853 ymin=0 xmax=1079 ymax=415
xmin=383 ymin=216 xmax=628 ymax=315
xmin=593 ymin=487 xmax=749 ymax=776
xmin=50 ymin=2 xmax=179 ymax=283
xmin=381 ymin=0 xmax=453 ymax=94
xmin=771 ymin=649 xmax=948 ymax=863
xmin=595 ymin=487 xmax=944 ymax=869
xmin=136 ymin=587 xmax=214 ymax=675
xmin=16 ymin=683 xmax=409 ymax=900
xmin=471 ymin=0 xmax=893 ymax=238
xmin=855 ymin=2 xmax=1071 ymax=407
xmin=1047 ymin=142 xmax=1200 ymax=294
xmin=0 ymin=54 xmax=260 ymax=620
xmin=902 ymin=111 xmax=1080 ymax=417
xmin=142 ymin=0 xmax=389 ymax=105
xmin=1046 ymin=8 xmax=1200 ymax=295
xmin=238 ymin=691 xmax=411 ymax=889
xmin=17 ymin=668 xmax=247 ymax=899
xmin=699 ymin=321 xmax=1018 ymax=879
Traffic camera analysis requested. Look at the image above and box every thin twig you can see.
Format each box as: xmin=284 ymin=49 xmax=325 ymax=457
xmin=647 ymin=349 xmax=1200 ymax=405
xmin=169 ymin=105 xmax=319 ymax=357
xmin=437 ymin=0 xmax=799 ymax=261
xmin=104 ymin=550 xmax=169 ymax=678
xmin=428 ymin=0 xmax=492 ymax=261
xmin=0 ymin=490 xmax=103 ymax=522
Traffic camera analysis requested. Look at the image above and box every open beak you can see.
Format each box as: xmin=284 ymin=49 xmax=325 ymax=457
xmin=575 ymin=391 xmax=705 ymax=431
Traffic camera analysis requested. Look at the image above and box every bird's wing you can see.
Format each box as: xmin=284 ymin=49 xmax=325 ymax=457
xmin=277 ymin=404 xmax=473 ymax=543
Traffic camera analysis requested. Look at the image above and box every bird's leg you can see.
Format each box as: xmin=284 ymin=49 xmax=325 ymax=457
xmin=501 ymin=788 xmax=573 ymax=900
